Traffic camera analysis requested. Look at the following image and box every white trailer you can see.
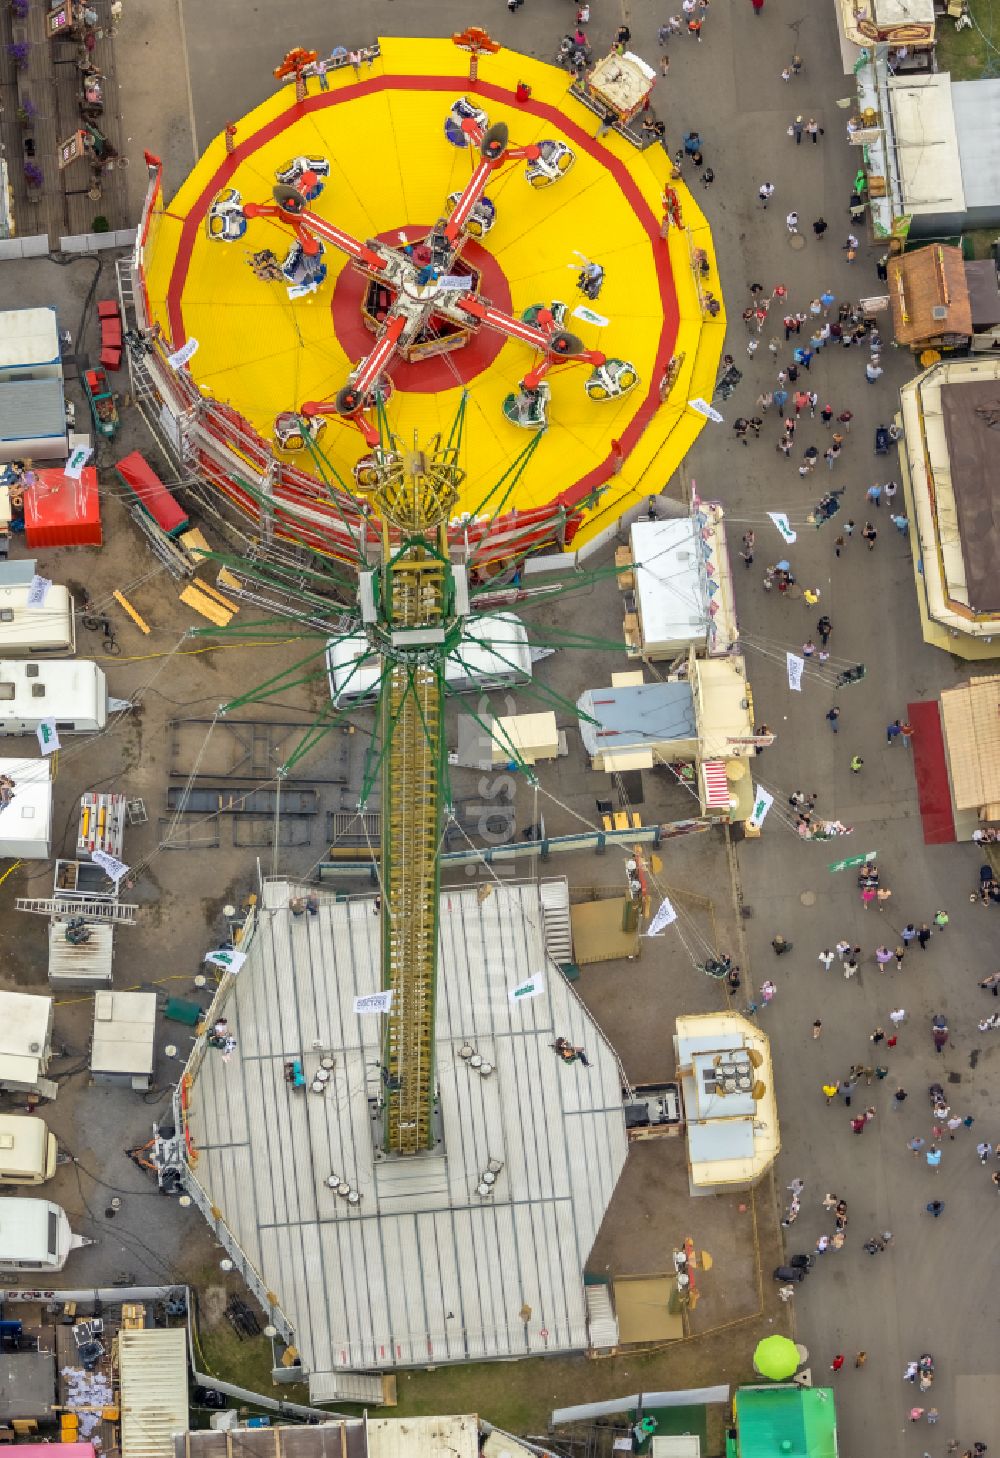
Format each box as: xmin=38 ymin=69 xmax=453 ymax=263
xmin=0 ymin=1198 xmax=89 ymax=1272
xmin=0 ymin=756 xmax=52 ymax=859
xmin=0 ymin=1114 xmax=58 ymax=1185
xmin=0 ymin=659 xmax=107 ymax=735
xmin=0 ymin=583 xmax=76 ymax=655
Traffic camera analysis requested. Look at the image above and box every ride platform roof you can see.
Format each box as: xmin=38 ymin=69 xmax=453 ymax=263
xmin=184 ymin=877 xmax=628 ymax=1390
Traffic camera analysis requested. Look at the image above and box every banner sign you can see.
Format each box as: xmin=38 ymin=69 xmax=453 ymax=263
xmin=36 ymin=719 xmax=60 ymax=755
xmin=747 ymin=785 xmax=775 ymax=832
xmin=167 ymin=337 xmax=199 ymax=370
xmin=354 ymin=990 xmax=394 ymax=1016
xmin=829 ymin=850 xmax=877 ymax=872
xmin=787 ymin=652 xmax=805 ymax=692
xmin=26 ymin=574 xmax=51 ymax=609
xmin=509 ymin=973 xmax=545 ymax=1003
xmin=688 ymin=397 xmax=724 ymax=423
xmin=768 ymin=511 xmax=797 ymax=543
xmin=572 ymin=304 xmax=610 ymax=327
xmin=204 ymin=948 xmax=248 ymax=974
xmin=92 ymin=849 xmax=129 ymax=882
xmin=645 ymin=896 xmax=678 ymax=936
xmin=63 ymin=445 xmax=92 ymax=481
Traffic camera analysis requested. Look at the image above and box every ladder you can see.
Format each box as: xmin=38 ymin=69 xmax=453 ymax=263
xmin=381 ymin=550 xmax=446 ymax=1155
xmin=16 ymin=898 xmax=139 ymax=925
xmin=540 ymin=879 xmax=574 ymax=965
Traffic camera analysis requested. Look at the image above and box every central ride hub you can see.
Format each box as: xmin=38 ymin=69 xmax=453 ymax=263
xmin=361 ymin=234 xmax=481 ymax=363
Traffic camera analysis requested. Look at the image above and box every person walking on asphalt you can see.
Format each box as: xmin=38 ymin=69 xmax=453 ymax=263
xmin=917 ymin=923 xmax=932 ymax=948
xmin=926 ymin=1201 xmax=945 ymax=1216
xmin=887 ymin=719 xmax=902 ymax=744
xmin=850 ymin=755 xmax=863 ymax=773
xmin=759 ymin=181 xmax=775 ymax=208
xmin=817 ymin=614 xmax=832 ymax=645
xmin=934 ymin=909 xmax=950 ymax=930
xmin=826 ymin=706 xmax=841 ymax=733
xmin=751 ymin=0 xmax=765 ymax=12
xmin=830 ymin=1354 xmax=845 ymax=1371
xmin=862 ymin=521 xmax=877 ymax=550
xmin=932 ymin=1017 xmax=949 ymax=1052
xmin=789 ymin=116 xmax=804 ymax=143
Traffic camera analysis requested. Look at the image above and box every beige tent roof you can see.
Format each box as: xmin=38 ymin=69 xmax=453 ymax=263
xmin=940 ymin=675 xmax=1000 ymax=810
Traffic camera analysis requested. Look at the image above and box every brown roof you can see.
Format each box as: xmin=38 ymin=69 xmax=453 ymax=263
xmin=888 ymin=245 xmax=973 ymax=346
xmin=940 ymin=675 xmax=1000 ymax=812
xmin=964 ymin=259 xmax=1000 ymax=331
xmin=939 ymin=379 xmax=1000 ymax=612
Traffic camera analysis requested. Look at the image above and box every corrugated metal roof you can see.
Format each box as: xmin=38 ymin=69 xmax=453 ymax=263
xmin=0 ymin=379 xmax=66 ymax=444
xmin=186 ymin=880 xmax=628 ymax=1385
xmin=48 ymin=921 xmax=113 ymax=984
xmin=952 ymin=79 xmax=1000 ymax=211
xmin=117 ymin=1328 xmax=188 ymax=1458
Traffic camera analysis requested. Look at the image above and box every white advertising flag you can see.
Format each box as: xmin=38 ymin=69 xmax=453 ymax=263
xmin=204 ymin=948 xmax=247 ymax=974
xmin=509 ymin=972 xmax=545 ymax=1004
xmin=768 ymin=511 xmax=797 ymax=544
xmin=645 ymin=895 xmax=678 ymax=936
xmin=167 ymin=337 xmax=199 ymax=370
xmin=572 ymin=304 xmax=610 ymax=327
xmin=26 ymin=574 xmax=52 ymax=608
xmin=63 ymin=445 xmax=92 ymax=481
xmin=354 ymin=989 xmax=394 ymax=1016
xmin=688 ymin=397 xmax=725 ymax=424
xmin=747 ymin=785 xmax=775 ymax=832
xmin=36 ymin=719 xmax=60 ymax=755
xmin=786 ymin=652 xmax=805 ymax=692
xmin=92 ymin=849 xmax=129 ymax=882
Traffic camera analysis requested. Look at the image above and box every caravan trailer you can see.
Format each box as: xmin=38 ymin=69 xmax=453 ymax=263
xmin=0 ymin=1198 xmax=88 ymax=1272
xmin=0 ymin=1114 xmax=58 ymax=1185
xmin=0 ymin=584 xmax=75 ymax=655
xmin=0 ymin=659 xmax=106 ymax=735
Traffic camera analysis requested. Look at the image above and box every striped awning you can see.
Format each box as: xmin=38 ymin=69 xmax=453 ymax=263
xmin=701 ymin=759 xmax=730 ymax=808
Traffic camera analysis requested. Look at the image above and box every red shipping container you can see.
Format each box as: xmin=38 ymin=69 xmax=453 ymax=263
xmin=23 ymin=465 xmax=103 ymax=547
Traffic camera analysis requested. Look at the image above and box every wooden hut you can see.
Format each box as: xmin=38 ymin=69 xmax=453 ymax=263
xmin=888 ymin=244 xmax=972 ymax=356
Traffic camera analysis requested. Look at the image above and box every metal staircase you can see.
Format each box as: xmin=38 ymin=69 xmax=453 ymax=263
xmin=16 ymin=897 xmax=139 ymax=925
xmin=585 ymin=1282 xmax=619 ymax=1351
xmin=540 ymin=878 xmax=574 ymax=966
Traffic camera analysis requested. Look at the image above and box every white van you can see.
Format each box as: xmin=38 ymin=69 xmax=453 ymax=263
xmin=0 ymin=659 xmax=106 ymax=734
xmin=0 ymin=1114 xmax=58 ymax=1185
xmin=0 ymin=1198 xmax=88 ymax=1272
xmin=0 ymin=584 xmax=76 ymax=656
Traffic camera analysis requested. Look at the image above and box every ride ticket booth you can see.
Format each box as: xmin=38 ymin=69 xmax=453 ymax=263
xmin=572 ymin=51 xmax=657 ymax=143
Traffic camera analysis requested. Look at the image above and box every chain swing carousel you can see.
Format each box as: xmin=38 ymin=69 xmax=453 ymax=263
xmin=134 ymin=36 xmax=727 ymax=1389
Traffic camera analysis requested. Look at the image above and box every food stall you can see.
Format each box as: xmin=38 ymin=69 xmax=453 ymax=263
xmin=887 ymin=244 xmax=973 ymax=357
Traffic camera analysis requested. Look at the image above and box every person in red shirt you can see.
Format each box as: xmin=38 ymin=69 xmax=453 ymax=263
xmin=831 ymin=1354 xmax=845 ymax=1372
xmin=751 ymin=0 xmax=765 ymax=11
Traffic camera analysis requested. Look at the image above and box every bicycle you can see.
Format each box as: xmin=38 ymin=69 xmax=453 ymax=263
xmin=81 ymin=612 xmax=122 ymax=655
